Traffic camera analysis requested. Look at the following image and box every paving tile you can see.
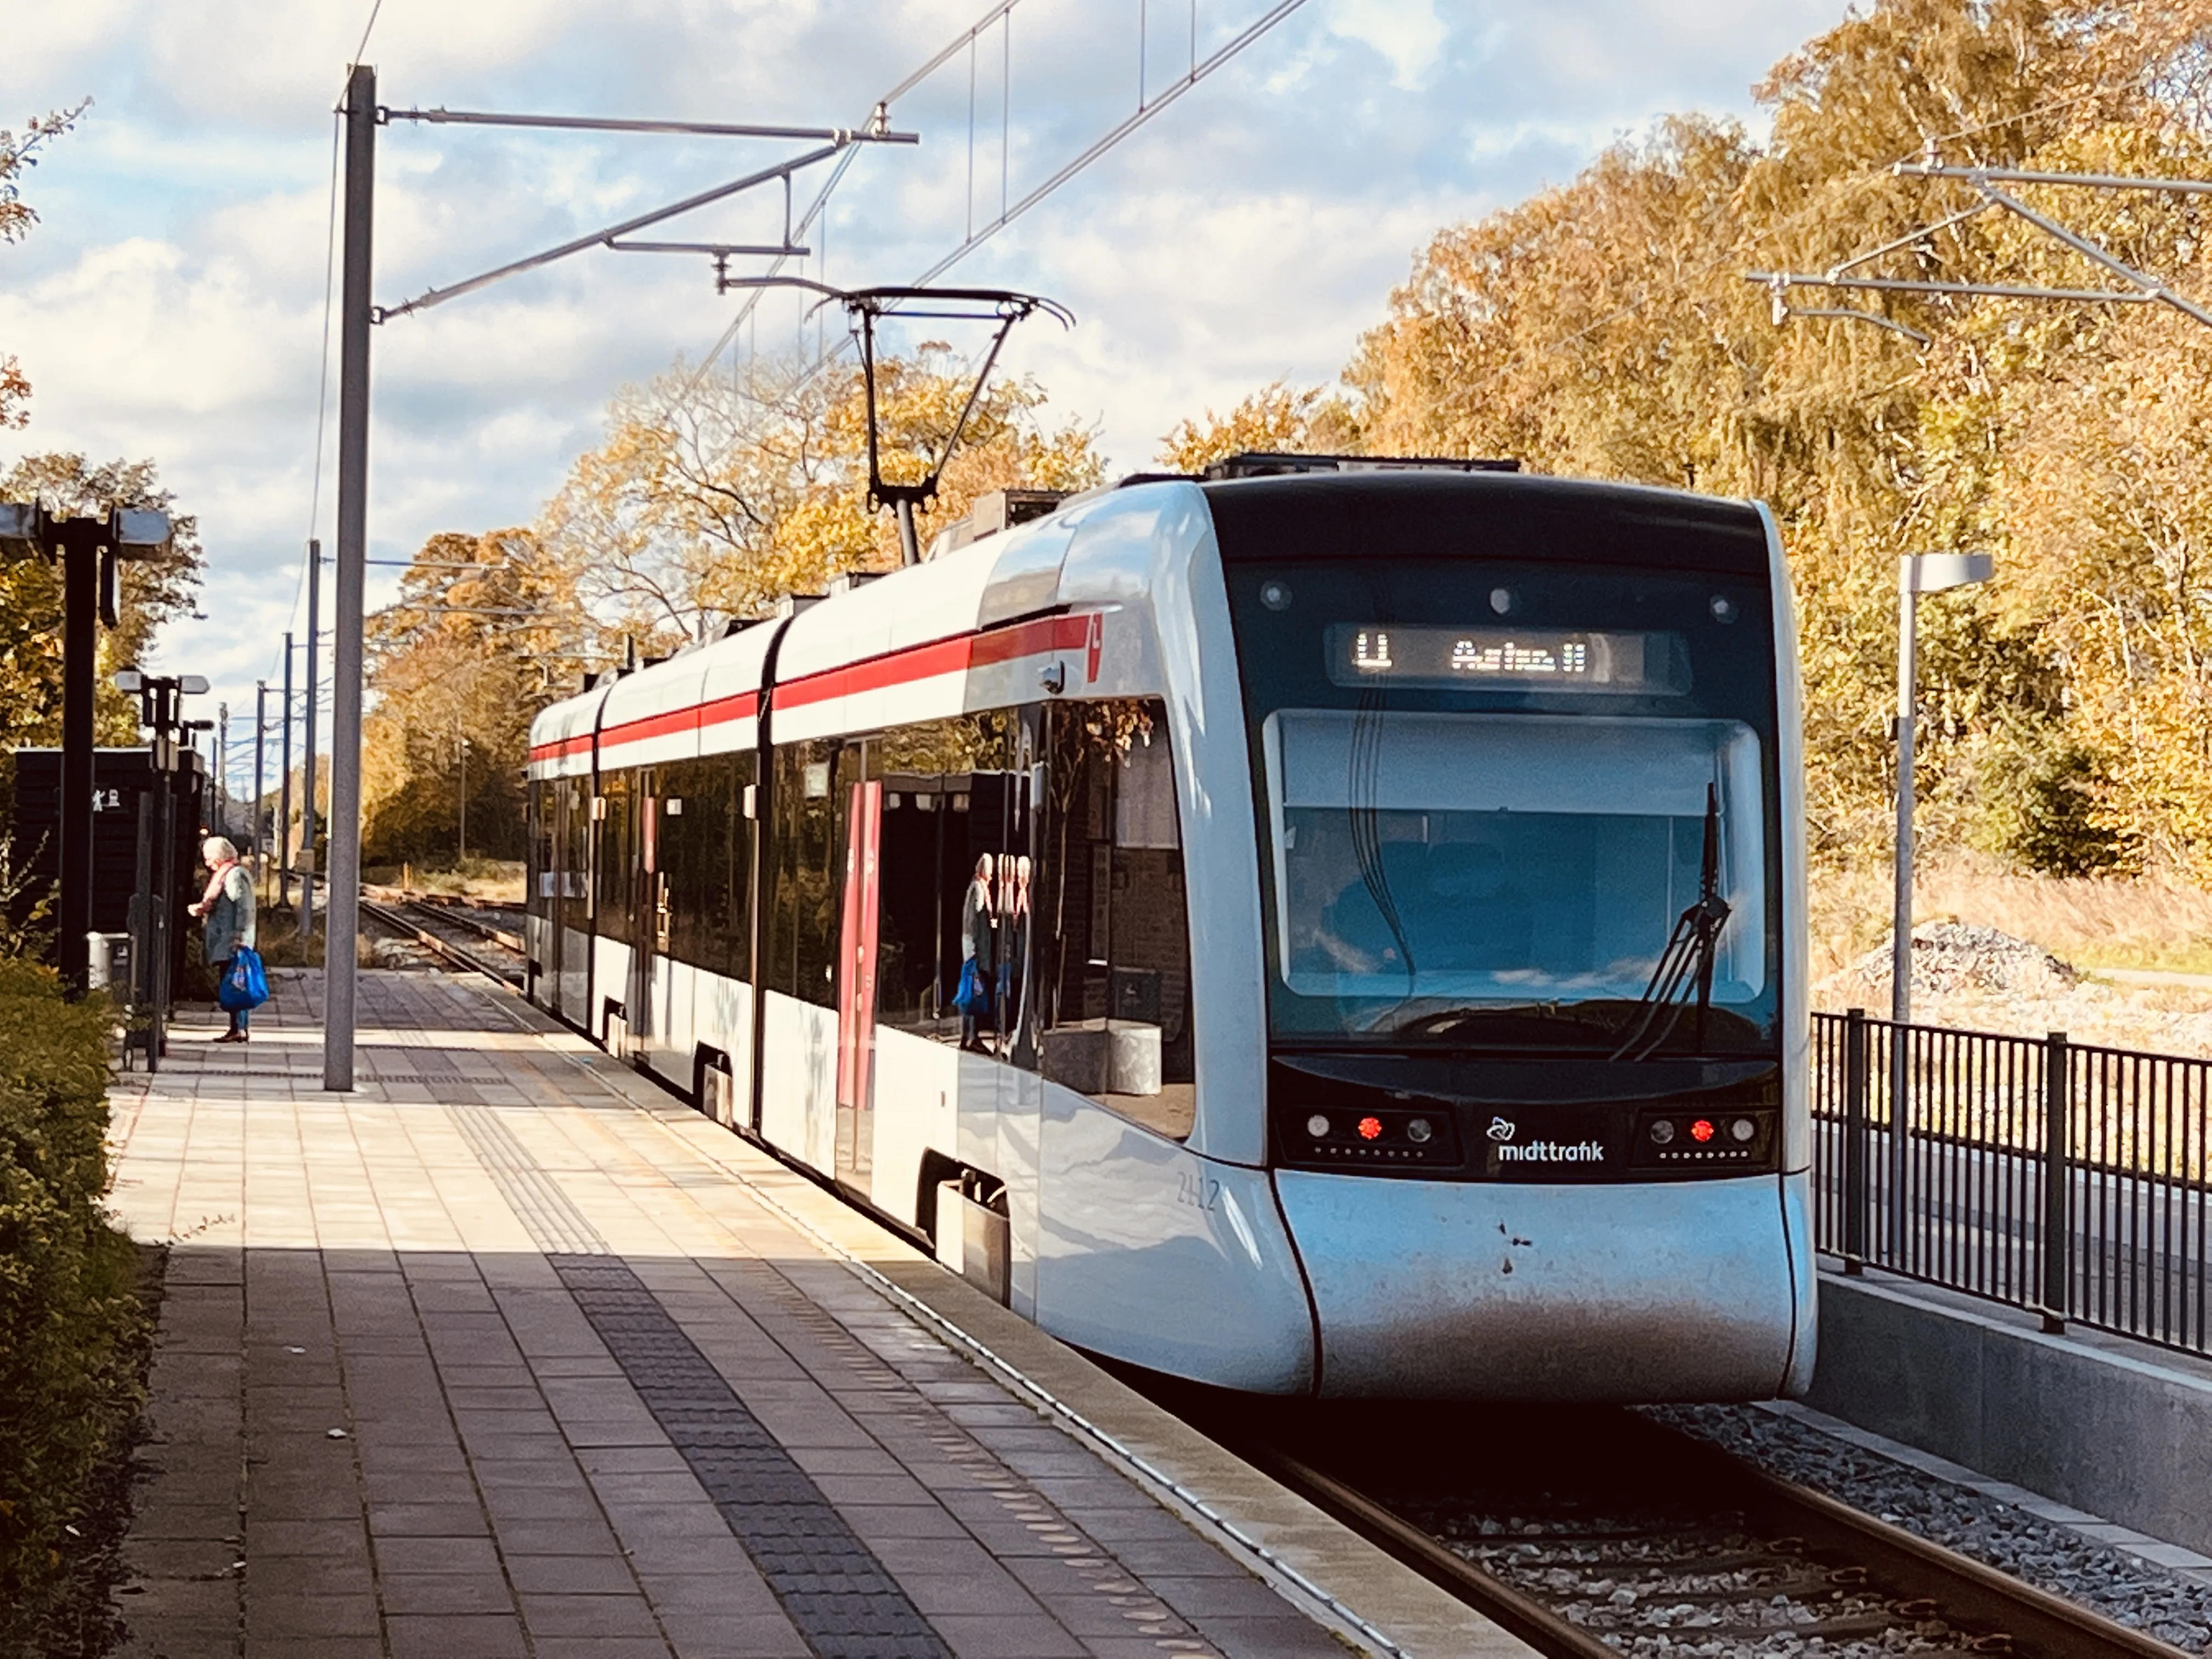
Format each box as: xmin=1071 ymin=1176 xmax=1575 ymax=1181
xmin=1190 ymin=1613 xmax=1356 ymax=1658
xmin=529 ymin=1639 xmax=673 ymax=1659
xmin=107 ymin=976 xmax=1350 ymax=1659
xmin=506 ymin=1553 xmax=642 ymax=1595
xmin=519 ymin=1592 xmax=665 ymax=1638
xmin=491 ymin=1515 xmax=623 ymax=1556
xmin=384 ymin=1612 xmax=531 ymax=1659
xmin=242 ymin=1590 xmax=381 ymax=1637
xmin=657 ymin=1611 xmax=813 ymax=1659
xmin=377 ymin=1572 xmax=518 ymax=1615
xmin=927 ymin=1612 xmax=1091 ymax=1657
xmin=366 ymin=1500 xmax=493 ymax=1537
xmin=371 ymin=1534 xmax=505 ymax=1576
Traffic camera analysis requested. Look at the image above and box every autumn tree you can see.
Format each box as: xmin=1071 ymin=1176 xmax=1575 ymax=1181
xmin=0 ymin=101 xmax=87 ymax=430
xmin=360 ymin=527 xmax=581 ymax=866
xmin=1156 ymin=381 xmax=1358 ymax=472
xmin=1341 ymin=0 xmax=2212 ymax=872
xmin=0 ymin=454 xmax=203 ymax=753
xmin=540 ymin=348 xmax=1104 ymax=642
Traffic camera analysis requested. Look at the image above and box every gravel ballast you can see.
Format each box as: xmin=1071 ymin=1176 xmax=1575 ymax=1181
xmin=1650 ymin=1403 xmax=2212 ymax=1655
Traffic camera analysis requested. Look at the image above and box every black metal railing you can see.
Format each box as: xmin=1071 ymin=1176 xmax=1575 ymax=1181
xmin=1812 ymin=1010 xmax=2212 ymax=1359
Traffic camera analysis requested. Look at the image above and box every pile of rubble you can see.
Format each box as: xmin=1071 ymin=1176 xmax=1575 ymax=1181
xmin=1818 ymin=920 xmax=2212 ymax=1057
xmin=1824 ymin=920 xmax=2080 ymax=1002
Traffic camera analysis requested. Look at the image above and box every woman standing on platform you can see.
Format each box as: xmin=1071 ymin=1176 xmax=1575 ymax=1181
xmin=191 ymin=836 xmax=257 ymax=1043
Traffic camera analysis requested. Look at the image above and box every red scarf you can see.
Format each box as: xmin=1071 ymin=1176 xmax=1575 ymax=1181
xmin=200 ymin=860 xmax=237 ymax=909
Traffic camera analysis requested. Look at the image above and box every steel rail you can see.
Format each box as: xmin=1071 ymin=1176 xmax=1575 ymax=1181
xmin=1707 ymin=1439 xmax=2186 ymax=1659
xmin=1254 ymin=1426 xmax=2186 ymax=1659
xmin=397 ymin=895 xmax=524 ymax=954
xmin=358 ymin=896 xmax=522 ymax=988
xmin=1250 ymin=1448 xmax=1616 ymax=1659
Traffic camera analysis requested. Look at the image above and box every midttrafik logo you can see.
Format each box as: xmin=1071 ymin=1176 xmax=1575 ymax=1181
xmin=1496 ymin=1138 xmax=1606 ymax=1164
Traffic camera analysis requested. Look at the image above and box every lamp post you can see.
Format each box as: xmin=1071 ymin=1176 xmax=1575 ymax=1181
xmin=0 ymin=503 xmax=174 ymax=995
xmin=115 ymin=668 xmax=210 ymax=1066
xmin=253 ymin=681 xmax=268 ymax=866
xmin=1892 ymin=551 xmax=1995 ymax=1024
xmin=1889 ymin=549 xmax=1993 ymax=1261
xmin=279 ymin=633 xmax=294 ymax=906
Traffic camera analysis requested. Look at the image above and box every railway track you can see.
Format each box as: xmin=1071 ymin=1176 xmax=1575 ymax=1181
xmin=358 ymin=893 xmax=525 ymax=988
xmin=1165 ymin=1397 xmax=2190 ymax=1658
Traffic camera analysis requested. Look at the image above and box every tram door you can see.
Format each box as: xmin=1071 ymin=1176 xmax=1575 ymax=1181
xmin=834 ymin=776 xmax=884 ymax=1189
xmin=552 ymin=776 xmax=591 ymax=1025
xmin=633 ymin=769 xmax=670 ymax=1056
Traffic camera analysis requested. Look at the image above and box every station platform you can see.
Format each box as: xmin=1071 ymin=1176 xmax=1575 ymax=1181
xmin=107 ymin=969 xmax=1527 ymax=1659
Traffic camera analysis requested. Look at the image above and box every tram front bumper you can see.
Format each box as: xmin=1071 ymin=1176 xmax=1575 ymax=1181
xmin=1274 ymin=1169 xmax=1811 ymax=1400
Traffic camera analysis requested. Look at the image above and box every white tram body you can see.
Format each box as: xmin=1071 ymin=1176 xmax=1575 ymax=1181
xmin=526 ymin=467 xmax=1816 ymax=1400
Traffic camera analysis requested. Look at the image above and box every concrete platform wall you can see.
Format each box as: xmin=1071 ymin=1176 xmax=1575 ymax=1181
xmin=1806 ymin=1269 xmax=2212 ymax=1555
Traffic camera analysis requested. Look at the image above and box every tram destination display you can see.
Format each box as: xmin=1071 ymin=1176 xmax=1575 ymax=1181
xmin=1325 ymin=623 xmax=1691 ymax=694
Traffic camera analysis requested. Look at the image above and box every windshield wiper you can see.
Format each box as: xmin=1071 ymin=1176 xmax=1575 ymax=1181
xmin=1609 ymin=782 xmax=1731 ymax=1062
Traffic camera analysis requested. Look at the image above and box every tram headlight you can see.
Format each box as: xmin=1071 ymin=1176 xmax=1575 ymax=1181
xmin=1305 ymin=1114 xmax=1330 ymax=1139
xmin=1406 ymin=1118 xmax=1434 ymax=1144
xmin=1649 ymin=1119 xmax=1675 ymax=1145
xmin=1731 ymin=1116 xmax=1757 ymax=1143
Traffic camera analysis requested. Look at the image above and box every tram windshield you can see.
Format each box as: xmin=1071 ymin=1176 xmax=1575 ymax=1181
xmin=1213 ymin=497 xmax=1783 ymax=1057
xmin=1263 ymin=710 xmax=1764 ymax=1032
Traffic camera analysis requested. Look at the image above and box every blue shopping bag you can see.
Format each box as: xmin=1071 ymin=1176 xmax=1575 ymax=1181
xmin=219 ymin=947 xmax=269 ymax=1013
xmin=951 ymin=957 xmax=991 ymax=1015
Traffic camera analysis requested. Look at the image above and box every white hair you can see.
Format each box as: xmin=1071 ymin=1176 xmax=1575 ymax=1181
xmin=202 ymin=836 xmax=239 ymax=865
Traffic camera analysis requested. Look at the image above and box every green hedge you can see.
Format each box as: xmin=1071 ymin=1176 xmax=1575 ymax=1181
xmin=0 ymin=957 xmax=146 ymax=1630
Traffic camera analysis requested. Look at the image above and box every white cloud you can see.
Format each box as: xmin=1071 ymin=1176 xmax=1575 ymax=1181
xmin=1326 ymin=0 xmax=1451 ymax=92
xmin=0 ymin=0 xmax=1855 ymax=780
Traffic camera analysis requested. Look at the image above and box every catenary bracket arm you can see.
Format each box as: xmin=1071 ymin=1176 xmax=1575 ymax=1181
xmin=380 ymin=105 xmax=917 ymax=144
xmin=1973 ymin=180 xmax=2212 ymax=329
xmin=379 ymin=140 xmax=851 ymax=320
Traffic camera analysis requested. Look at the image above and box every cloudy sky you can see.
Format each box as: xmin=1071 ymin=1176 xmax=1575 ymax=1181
xmin=2 ymin=0 xmax=1850 ymax=788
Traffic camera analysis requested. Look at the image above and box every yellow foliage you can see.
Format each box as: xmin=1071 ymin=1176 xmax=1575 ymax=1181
xmin=540 ymin=348 xmax=1104 ymax=637
xmin=1155 ymin=382 xmax=1359 ymax=472
xmin=361 ymin=528 xmax=578 ymax=865
xmin=1338 ymin=0 xmax=2212 ymax=873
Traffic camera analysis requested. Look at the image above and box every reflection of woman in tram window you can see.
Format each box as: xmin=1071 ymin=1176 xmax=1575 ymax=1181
xmin=1000 ymin=854 xmax=1031 ymax=1040
xmin=958 ymin=853 xmax=997 ymax=1052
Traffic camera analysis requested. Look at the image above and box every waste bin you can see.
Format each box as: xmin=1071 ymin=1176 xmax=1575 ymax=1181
xmin=87 ymin=931 xmax=133 ymax=996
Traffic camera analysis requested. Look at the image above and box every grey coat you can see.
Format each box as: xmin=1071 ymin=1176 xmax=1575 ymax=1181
xmin=203 ymin=865 xmax=257 ymax=966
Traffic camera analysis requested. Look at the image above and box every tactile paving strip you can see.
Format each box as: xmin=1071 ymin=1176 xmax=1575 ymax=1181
xmin=552 ymin=1254 xmax=951 ymax=1659
xmin=448 ymin=1101 xmax=950 ymax=1659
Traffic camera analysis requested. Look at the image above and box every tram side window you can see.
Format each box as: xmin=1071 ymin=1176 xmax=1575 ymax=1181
xmin=768 ymin=740 xmax=848 ymax=1007
xmin=596 ymin=770 xmax=634 ymax=946
xmin=527 ymin=778 xmax=554 ymax=917
xmin=558 ymin=777 xmax=591 ymax=909
xmin=661 ymin=752 xmax=753 ymax=981
xmin=1027 ymin=698 xmax=1194 ymax=1141
xmin=865 ymin=712 xmax=1024 ymax=1039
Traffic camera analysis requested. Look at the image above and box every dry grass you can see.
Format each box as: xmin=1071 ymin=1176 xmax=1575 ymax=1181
xmin=1811 ymin=853 xmax=2212 ymax=981
xmin=364 ymin=858 xmax=525 ymax=904
xmin=257 ymin=921 xmax=376 ymax=970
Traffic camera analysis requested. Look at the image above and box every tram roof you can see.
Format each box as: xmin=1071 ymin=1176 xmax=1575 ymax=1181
xmin=531 ymin=467 xmax=1776 ymax=750
xmin=1195 ymin=469 xmax=1773 ymax=576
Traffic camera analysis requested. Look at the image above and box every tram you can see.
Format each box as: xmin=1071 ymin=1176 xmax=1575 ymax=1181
xmin=525 ymin=457 xmax=1815 ymax=1400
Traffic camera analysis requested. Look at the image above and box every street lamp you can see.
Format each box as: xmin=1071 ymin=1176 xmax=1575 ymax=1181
xmin=112 ymin=667 xmax=208 ymax=1070
xmin=1892 ymin=551 xmax=1995 ymax=1025
xmin=1888 ymin=550 xmax=1992 ymax=1263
